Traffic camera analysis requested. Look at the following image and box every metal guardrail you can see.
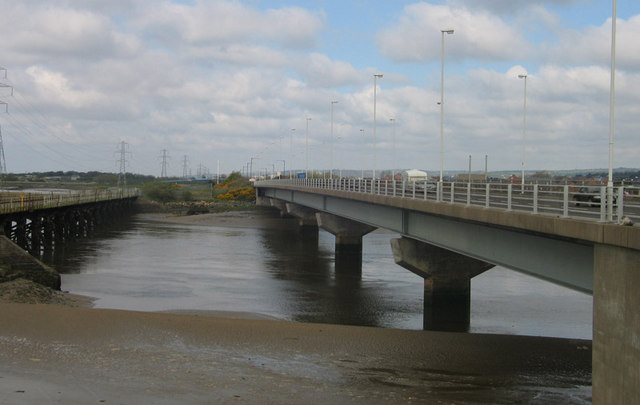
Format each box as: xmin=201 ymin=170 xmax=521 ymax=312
xmin=256 ymin=179 xmax=640 ymax=224
xmin=0 ymin=188 xmax=140 ymax=215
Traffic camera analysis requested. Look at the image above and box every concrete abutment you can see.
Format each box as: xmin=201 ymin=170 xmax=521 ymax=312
xmin=391 ymin=236 xmax=494 ymax=332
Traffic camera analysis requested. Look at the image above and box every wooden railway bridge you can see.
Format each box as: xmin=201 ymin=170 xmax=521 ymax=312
xmin=0 ymin=188 xmax=139 ymax=257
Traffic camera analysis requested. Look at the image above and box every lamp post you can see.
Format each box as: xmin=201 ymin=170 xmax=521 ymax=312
xmin=518 ymin=74 xmax=528 ymax=193
xmin=330 ymin=100 xmax=338 ymax=180
xmin=373 ymin=74 xmax=383 ymax=180
xmin=360 ymin=129 xmax=365 ymax=179
xmin=289 ymin=128 xmax=296 ymax=179
xmin=276 ymin=160 xmax=285 ymax=179
xmin=306 ymin=117 xmax=312 ymax=178
xmin=607 ymin=0 xmax=617 ymax=221
xmin=390 ymin=118 xmax=396 ymax=180
xmin=439 ymin=29 xmax=454 ymax=186
xmin=250 ymin=157 xmax=259 ymax=179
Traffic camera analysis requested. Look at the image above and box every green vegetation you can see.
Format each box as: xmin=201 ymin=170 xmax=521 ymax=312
xmin=213 ymin=171 xmax=254 ymax=202
xmin=142 ymin=182 xmax=178 ymax=203
xmin=139 ymin=171 xmax=255 ymax=206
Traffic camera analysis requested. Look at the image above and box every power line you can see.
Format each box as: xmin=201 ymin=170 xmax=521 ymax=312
xmin=182 ymin=155 xmax=189 ymax=178
xmin=116 ymin=141 xmax=131 ymax=187
xmin=0 ymin=67 xmax=12 ymax=174
xmin=159 ymin=149 xmax=170 ymax=178
xmin=0 ymin=125 xmax=7 ymax=174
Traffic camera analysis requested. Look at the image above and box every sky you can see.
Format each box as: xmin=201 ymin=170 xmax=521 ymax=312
xmin=0 ymin=0 xmax=638 ymax=177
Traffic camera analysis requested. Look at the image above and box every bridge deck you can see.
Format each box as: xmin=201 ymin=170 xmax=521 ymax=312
xmin=0 ymin=188 xmax=139 ymax=215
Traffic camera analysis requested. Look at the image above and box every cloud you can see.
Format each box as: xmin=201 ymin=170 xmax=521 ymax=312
xmin=134 ymin=1 xmax=324 ymax=49
xmin=377 ymin=3 xmax=528 ymax=62
xmin=0 ymin=3 xmax=140 ymax=62
xmin=447 ymin=0 xmax=579 ymax=15
xmin=543 ymin=15 xmax=640 ymax=70
xmin=297 ymin=53 xmax=362 ymax=88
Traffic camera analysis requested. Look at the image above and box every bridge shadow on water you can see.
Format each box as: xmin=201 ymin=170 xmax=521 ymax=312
xmin=39 ymin=214 xmax=139 ymax=274
xmin=258 ymin=220 xmax=392 ymax=328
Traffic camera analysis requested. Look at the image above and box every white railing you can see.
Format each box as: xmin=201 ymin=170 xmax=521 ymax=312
xmin=0 ymin=188 xmax=140 ymax=215
xmin=256 ymin=178 xmax=640 ymax=224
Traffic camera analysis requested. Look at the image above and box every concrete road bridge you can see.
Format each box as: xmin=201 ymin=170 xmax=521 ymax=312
xmin=255 ymin=178 xmax=640 ymax=405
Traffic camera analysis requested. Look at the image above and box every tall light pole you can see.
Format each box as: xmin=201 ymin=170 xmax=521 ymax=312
xmin=360 ymin=129 xmax=365 ymax=179
xmin=250 ymin=157 xmax=259 ymax=179
xmin=390 ymin=118 xmax=396 ymax=180
xmin=439 ymin=29 xmax=454 ymax=185
xmin=290 ymin=128 xmax=295 ymax=179
xmin=518 ymin=74 xmax=528 ymax=193
xmin=330 ymin=100 xmax=338 ymax=180
xmin=373 ymin=74 xmax=383 ymax=180
xmin=306 ymin=117 xmax=312 ymax=178
xmin=607 ymin=0 xmax=617 ymax=221
xmin=276 ymin=160 xmax=285 ymax=179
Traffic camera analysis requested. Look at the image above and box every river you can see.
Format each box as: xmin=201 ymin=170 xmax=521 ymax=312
xmin=51 ymin=210 xmax=592 ymax=340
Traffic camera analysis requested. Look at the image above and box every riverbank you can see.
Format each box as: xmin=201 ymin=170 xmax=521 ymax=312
xmin=139 ymin=206 xmax=298 ymax=229
xmin=0 ymin=302 xmax=591 ymax=404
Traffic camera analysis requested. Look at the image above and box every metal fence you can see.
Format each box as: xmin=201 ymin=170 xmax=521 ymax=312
xmin=256 ymin=178 xmax=640 ymax=224
xmin=0 ymin=188 xmax=140 ymax=215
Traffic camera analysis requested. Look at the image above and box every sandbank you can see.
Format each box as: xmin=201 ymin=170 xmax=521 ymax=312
xmin=0 ymin=303 xmax=591 ymax=404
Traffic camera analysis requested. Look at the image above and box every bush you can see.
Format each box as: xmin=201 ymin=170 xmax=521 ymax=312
xmin=217 ymin=186 xmax=255 ymax=201
xmin=142 ymin=182 xmax=178 ymax=203
xmin=182 ymin=190 xmax=194 ymax=201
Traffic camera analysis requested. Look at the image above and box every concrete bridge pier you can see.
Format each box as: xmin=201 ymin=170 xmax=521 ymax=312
xmin=316 ymin=213 xmax=377 ymax=274
xmin=593 ymin=244 xmax=640 ymax=405
xmin=316 ymin=212 xmax=376 ymax=255
xmin=285 ymin=203 xmax=318 ymax=229
xmin=269 ymin=199 xmax=291 ymax=218
xmin=391 ymin=237 xmax=494 ymax=332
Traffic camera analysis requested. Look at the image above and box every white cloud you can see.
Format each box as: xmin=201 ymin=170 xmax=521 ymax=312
xmin=543 ymin=15 xmax=640 ymax=70
xmin=298 ymin=53 xmax=361 ymax=88
xmin=134 ymin=1 xmax=324 ymax=49
xmin=448 ymin=0 xmax=578 ymax=15
xmin=377 ymin=3 xmax=528 ymax=62
xmin=0 ymin=4 xmax=140 ymax=62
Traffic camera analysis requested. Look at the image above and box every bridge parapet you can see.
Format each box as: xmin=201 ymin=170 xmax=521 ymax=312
xmin=257 ymin=178 xmax=640 ymax=225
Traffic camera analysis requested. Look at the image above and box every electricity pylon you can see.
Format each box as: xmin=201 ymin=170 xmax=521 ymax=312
xmin=116 ymin=141 xmax=130 ymax=187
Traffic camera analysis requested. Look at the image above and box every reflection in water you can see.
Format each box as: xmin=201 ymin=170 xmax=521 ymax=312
xmin=50 ymin=211 xmax=593 ymax=338
xmin=260 ymin=224 xmax=387 ymax=327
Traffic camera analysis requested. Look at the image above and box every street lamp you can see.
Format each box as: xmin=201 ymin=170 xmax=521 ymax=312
xmin=250 ymin=157 xmax=259 ymax=179
xmin=290 ymin=128 xmax=295 ymax=179
xmin=607 ymin=0 xmax=618 ymax=221
xmin=306 ymin=117 xmax=312 ymax=178
xmin=390 ymin=118 xmax=396 ymax=180
xmin=360 ymin=129 xmax=365 ymax=179
xmin=330 ymin=100 xmax=338 ymax=180
xmin=276 ymin=160 xmax=285 ymax=179
xmin=518 ymin=74 xmax=528 ymax=193
xmin=439 ymin=29 xmax=454 ymax=186
xmin=373 ymin=74 xmax=383 ymax=180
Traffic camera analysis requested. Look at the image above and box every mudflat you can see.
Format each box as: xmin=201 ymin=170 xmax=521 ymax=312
xmin=0 ymin=303 xmax=591 ymax=404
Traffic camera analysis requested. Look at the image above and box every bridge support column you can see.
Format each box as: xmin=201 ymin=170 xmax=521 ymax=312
xmin=255 ymin=189 xmax=270 ymax=207
xmin=316 ymin=212 xmax=376 ymax=257
xmin=593 ymin=244 xmax=640 ymax=405
xmin=391 ymin=237 xmax=494 ymax=332
xmin=285 ymin=203 xmax=318 ymax=229
xmin=270 ymin=199 xmax=291 ymax=218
